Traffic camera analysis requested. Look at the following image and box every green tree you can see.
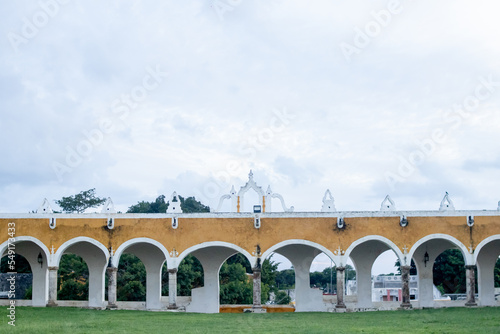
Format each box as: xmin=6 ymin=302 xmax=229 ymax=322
xmin=275 ymin=290 xmax=292 ymax=305
xmin=226 ymin=253 xmax=252 ymax=273
xmin=57 ymin=254 xmax=89 ymax=300
xmin=127 ymin=195 xmax=168 ymax=213
xmin=433 ymin=250 xmax=466 ymax=294
xmin=1 ymin=254 xmax=31 ymax=273
xmin=58 ymin=279 xmax=88 ymax=300
xmin=177 ymin=255 xmax=204 ymax=296
xmin=310 ymin=270 xmax=328 ymax=289
xmin=262 ymin=256 xmax=279 ymax=294
xmin=127 ymin=195 xmax=210 ymax=213
xmin=219 ymin=262 xmax=253 ymax=304
xmin=179 ymin=196 xmax=210 ymax=213
xmin=117 ymin=254 xmax=146 ymax=301
xmin=276 ymin=269 xmax=295 ymax=289
xmin=55 ymin=188 xmax=106 ymax=213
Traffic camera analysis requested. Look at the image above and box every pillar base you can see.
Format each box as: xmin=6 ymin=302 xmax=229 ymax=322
xmin=106 ymin=304 xmax=118 ymax=310
xmin=167 ymin=304 xmax=177 ymax=310
xmin=332 ymin=307 xmax=347 ymax=313
xmin=246 ymin=307 xmax=266 ymax=313
xmin=398 ymin=303 xmax=412 ymax=310
xmin=46 ymin=301 xmax=58 ymax=307
xmin=465 ymin=302 xmax=478 ymax=307
xmin=336 ymin=303 xmax=346 ymax=309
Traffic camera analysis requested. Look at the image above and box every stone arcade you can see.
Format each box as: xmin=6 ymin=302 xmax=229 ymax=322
xmin=1 ymin=173 xmax=500 ymax=312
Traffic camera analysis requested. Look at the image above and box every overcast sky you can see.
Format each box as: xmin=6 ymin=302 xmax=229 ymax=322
xmin=1 ymin=1 xmax=500 ymax=272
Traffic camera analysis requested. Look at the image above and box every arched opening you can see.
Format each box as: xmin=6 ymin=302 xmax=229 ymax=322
xmin=219 ymin=254 xmax=253 ymax=305
xmin=117 ymin=254 xmax=146 ymax=302
xmin=57 ymin=254 xmax=89 ymax=302
xmin=0 ymin=238 xmax=49 ymax=307
xmin=264 ymin=242 xmax=336 ymax=312
xmin=433 ymin=250 xmax=467 ymax=295
xmin=55 ymin=239 xmax=108 ymax=308
xmin=346 ymin=238 xmax=403 ymax=309
xmin=409 ymin=236 xmax=470 ymax=308
xmin=308 ymin=253 xmax=356 ymax=307
xmin=475 ymin=237 xmax=500 ymax=306
xmin=370 ymin=250 xmax=414 ymax=304
xmin=180 ymin=243 xmax=253 ymax=313
xmin=0 ymin=254 xmax=32 ymax=300
xmin=174 ymin=254 xmax=204 ymax=307
xmin=112 ymin=241 xmax=167 ymax=310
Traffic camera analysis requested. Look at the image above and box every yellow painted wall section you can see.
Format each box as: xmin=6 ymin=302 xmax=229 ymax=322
xmin=2 ymin=214 xmax=500 ymax=259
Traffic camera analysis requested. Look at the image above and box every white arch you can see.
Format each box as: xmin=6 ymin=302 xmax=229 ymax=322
xmin=53 ymin=237 xmax=110 ymax=267
xmin=112 ymin=237 xmax=170 ymax=268
xmin=261 ymin=239 xmax=338 ymax=265
xmin=408 ymin=234 xmax=472 ymax=265
xmin=0 ymin=236 xmax=50 ymax=261
xmin=344 ymin=235 xmax=405 ymax=264
xmin=474 ymin=234 xmax=500 ymax=263
xmin=176 ymin=241 xmax=253 ymax=268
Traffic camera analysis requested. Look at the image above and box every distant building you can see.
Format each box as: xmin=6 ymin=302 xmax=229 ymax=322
xmin=346 ymin=275 xmax=444 ymax=302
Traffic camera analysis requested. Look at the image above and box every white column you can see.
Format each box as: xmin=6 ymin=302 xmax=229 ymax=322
xmin=476 ymin=242 xmax=499 ymax=306
xmin=413 ymin=242 xmax=451 ymax=308
xmin=350 ymin=241 xmax=390 ymax=309
xmin=276 ymin=245 xmax=326 ymax=312
xmin=18 ymin=245 xmax=48 ymax=307
xmin=31 ymin=265 xmax=49 ymax=307
xmin=145 ymin=263 xmax=163 ymax=310
xmin=168 ymin=268 xmax=177 ymax=309
xmin=417 ymin=263 xmax=434 ymax=308
xmin=88 ymin=262 xmax=106 ymax=308
xmin=47 ymin=266 xmax=58 ymax=307
xmin=186 ymin=247 xmax=236 ymax=313
xmin=354 ymin=260 xmax=373 ymax=308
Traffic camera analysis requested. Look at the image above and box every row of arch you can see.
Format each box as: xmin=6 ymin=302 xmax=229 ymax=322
xmin=6 ymin=233 xmax=491 ymax=268
xmin=1 ymin=234 xmax=499 ymax=312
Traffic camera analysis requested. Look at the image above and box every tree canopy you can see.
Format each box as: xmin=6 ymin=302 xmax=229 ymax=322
xmin=127 ymin=195 xmax=210 ymax=213
xmin=55 ymin=188 xmax=106 ymax=213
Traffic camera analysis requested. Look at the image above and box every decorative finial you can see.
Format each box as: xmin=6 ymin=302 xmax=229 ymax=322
xmin=380 ymin=195 xmax=396 ymax=211
xmin=167 ymin=191 xmax=183 ymax=213
xmin=266 ymin=185 xmax=272 ymax=195
xmin=439 ymin=192 xmax=455 ymax=211
xmin=101 ymin=197 xmax=116 ymax=213
xmin=37 ymin=198 xmax=53 ymax=214
xmin=321 ymin=189 xmax=336 ymax=212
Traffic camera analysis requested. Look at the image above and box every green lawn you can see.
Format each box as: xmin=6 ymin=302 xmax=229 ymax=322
xmin=1 ymin=307 xmax=499 ymax=333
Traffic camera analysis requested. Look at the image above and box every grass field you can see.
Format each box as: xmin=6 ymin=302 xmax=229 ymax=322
xmin=1 ymin=307 xmax=499 ymax=333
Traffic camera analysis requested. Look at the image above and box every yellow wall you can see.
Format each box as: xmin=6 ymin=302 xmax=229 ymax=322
xmin=2 ymin=214 xmax=500 ymax=260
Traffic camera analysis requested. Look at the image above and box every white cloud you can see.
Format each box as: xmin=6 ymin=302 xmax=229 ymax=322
xmin=1 ymin=1 xmax=499 ymax=215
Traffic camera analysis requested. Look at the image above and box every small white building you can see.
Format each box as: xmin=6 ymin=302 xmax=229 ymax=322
xmin=347 ymin=275 xmax=444 ymax=302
